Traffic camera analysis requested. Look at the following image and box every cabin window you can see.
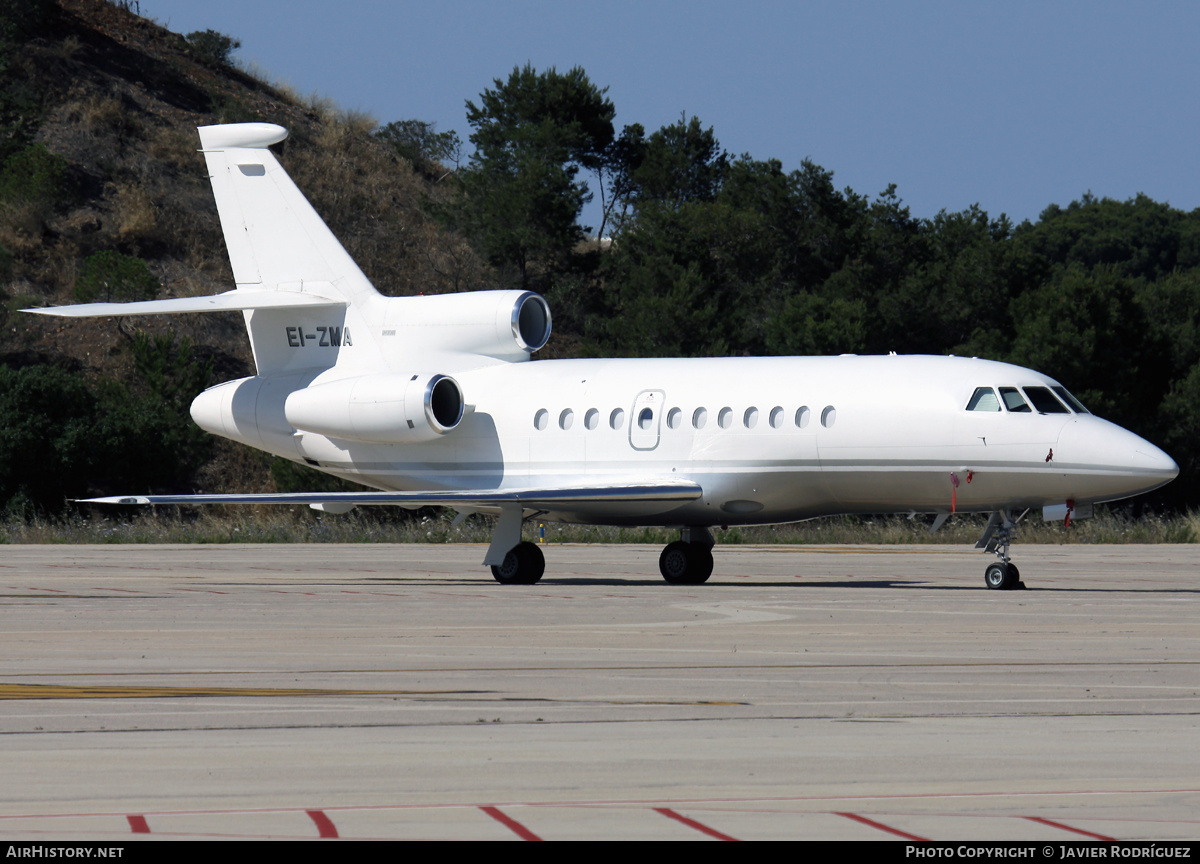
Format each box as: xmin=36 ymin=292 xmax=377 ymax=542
xmin=718 ymin=407 xmax=733 ymax=429
xmin=534 ymin=409 xmax=549 ymax=431
xmin=584 ymin=408 xmax=599 ymax=430
xmin=638 ymin=407 xmax=654 ymax=430
xmin=666 ymin=407 xmax=682 ymax=429
xmin=1052 ymin=386 xmax=1090 ymax=414
xmin=821 ymin=406 xmax=836 ymax=428
xmin=966 ymin=387 xmax=1001 ymax=411
xmin=769 ymin=406 xmax=784 ymax=428
xmin=795 ymin=406 xmax=811 ymax=428
xmin=999 ymin=387 xmax=1031 ymax=413
xmin=1023 ymin=386 xmax=1070 ymax=414
xmin=559 ymin=408 xmax=574 ymax=430
xmin=609 ymin=408 xmax=625 ymax=430
xmin=743 ymin=407 xmax=759 ymax=428
xmin=692 ymin=407 xmax=708 ymax=429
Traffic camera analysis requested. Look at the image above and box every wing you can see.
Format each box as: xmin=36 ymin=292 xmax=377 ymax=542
xmin=79 ymin=481 xmax=703 ymax=513
xmin=80 ymin=481 xmax=704 ymax=568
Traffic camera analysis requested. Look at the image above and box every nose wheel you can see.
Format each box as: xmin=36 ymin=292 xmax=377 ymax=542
xmin=984 ymin=561 xmax=1021 ymax=590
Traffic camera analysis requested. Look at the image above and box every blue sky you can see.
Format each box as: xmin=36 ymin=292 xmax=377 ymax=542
xmin=143 ymin=0 xmax=1200 ymax=230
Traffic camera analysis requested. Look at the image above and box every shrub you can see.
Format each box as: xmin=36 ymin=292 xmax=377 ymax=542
xmin=73 ymin=250 xmax=159 ymax=303
xmin=0 ymin=142 xmax=68 ymax=205
xmin=185 ymin=29 xmax=241 ymax=67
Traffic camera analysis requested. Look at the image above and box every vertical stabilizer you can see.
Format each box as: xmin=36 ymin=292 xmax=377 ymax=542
xmin=197 ymin=123 xmax=383 ymax=375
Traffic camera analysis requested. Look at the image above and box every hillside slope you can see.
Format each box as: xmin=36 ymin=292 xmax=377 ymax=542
xmin=0 ymin=0 xmax=493 ymax=499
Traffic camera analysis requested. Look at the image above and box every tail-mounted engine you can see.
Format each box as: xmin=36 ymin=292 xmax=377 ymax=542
xmin=381 ymin=290 xmax=551 ymax=361
xmin=283 ymin=372 xmax=464 ymax=443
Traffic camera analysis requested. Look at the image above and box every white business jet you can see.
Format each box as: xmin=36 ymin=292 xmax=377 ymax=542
xmin=26 ymin=123 xmax=1179 ymax=589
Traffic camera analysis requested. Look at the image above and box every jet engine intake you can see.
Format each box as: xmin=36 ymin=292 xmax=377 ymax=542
xmin=284 ymin=372 xmax=463 ymax=443
xmin=382 ymin=290 xmax=551 ymax=361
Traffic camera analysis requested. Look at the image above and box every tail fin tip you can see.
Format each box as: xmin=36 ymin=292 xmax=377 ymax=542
xmin=198 ymin=123 xmax=288 ymax=150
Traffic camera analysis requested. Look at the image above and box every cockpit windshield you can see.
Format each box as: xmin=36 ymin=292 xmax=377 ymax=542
xmin=966 ymin=387 xmax=1001 ymax=411
xmin=967 ymin=384 xmax=1090 ymax=415
xmin=998 ymin=387 xmax=1031 ymax=413
xmin=1023 ymin=386 xmax=1071 ymax=414
xmin=1052 ymin=385 xmax=1090 ymax=414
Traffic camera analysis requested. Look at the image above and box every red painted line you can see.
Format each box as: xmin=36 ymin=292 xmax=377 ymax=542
xmin=480 ymin=805 xmax=541 ymax=840
xmin=127 ymin=814 xmax=150 ymax=834
xmin=306 ymin=809 xmax=338 ymax=838
xmin=836 ymin=811 xmax=928 ymax=841
xmin=1024 ymin=816 xmax=1116 ymax=841
xmin=654 ymin=807 xmax=738 ymax=840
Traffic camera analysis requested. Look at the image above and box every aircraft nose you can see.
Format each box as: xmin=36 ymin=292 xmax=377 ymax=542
xmin=1057 ymin=417 xmax=1178 ymax=498
xmin=1133 ymin=439 xmax=1179 ymax=478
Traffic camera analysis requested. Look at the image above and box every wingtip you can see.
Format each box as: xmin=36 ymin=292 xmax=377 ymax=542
xmin=76 ymin=496 xmax=151 ymax=505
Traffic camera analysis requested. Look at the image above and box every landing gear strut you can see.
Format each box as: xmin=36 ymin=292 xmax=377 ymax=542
xmin=976 ymin=510 xmax=1026 ymax=590
xmin=491 ymin=541 xmax=545 ymax=585
xmin=658 ymin=528 xmax=714 ymax=584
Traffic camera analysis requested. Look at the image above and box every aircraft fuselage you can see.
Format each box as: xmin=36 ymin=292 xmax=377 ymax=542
xmin=191 ymin=353 xmax=1176 ymax=528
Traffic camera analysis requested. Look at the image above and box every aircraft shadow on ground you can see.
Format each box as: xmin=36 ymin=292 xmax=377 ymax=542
xmin=333 ymin=574 xmax=1200 ymax=593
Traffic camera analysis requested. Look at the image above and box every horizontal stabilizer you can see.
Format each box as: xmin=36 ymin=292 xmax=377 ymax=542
xmin=79 ymin=482 xmax=704 ymax=511
xmin=24 ymin=289 xmax=346 ymax=318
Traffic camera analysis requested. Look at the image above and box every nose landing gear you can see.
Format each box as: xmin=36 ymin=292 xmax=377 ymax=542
xmin=977 ymin=510 xmax=1026 ymax=590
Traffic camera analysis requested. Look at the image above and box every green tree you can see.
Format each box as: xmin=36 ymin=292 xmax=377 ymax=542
xmin=0 ymin=364 xmax=97 ymax=515
xmin=1015 ymin=193 xmax=1186 ymax=282
xmin=1005 ymin=265 xmax=1150 ymax=426
xmin=592 ymin=122 xmax=645 ymax=239
xmin=629 ymin=115 xmax=727 ymax=209
xmin=376 ymin=119 xmax=461 ymax=176
xmin=1157 ymin=362 xmax=1200 ymax=503
xmin=454 ymin=64 xmax=615 ymax=288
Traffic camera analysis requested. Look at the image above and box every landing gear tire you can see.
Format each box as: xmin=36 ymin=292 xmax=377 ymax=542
xmin=659 ymin=541 xmax=713 ymax=585
xmin=491 ymin=541 xmax=545 ymax=585
xmin=659 ymin=541 xmax=692 ymax=584
xmin=984 ymin=562 xmax=1019 ymax=591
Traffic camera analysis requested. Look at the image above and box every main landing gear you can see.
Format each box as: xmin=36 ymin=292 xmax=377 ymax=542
xmin=658 ymin=527 xmax=715 ymax=585
xmin=976 ymin=510 xmax=1026 ymax=591
xmin=490 ymin=541 xmax=545 ymax=585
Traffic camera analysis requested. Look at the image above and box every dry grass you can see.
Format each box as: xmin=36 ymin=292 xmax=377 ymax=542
xmin=0 ymin=199 xmax=51 ymax=253
xmin=2 ymin=507 xmax=1194 ymax=547
xmin=71 ymin=93 xmax=129 ymax=135
xmin=110 ymin=181 xmax=158 ymax=242
xmin=48 ymin=34 xmax=82 ymax=62
xmin=146 ymin=124 xmax=201 ymax=174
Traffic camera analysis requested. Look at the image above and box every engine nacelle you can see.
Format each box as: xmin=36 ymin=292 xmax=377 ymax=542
xmin=284 ymin=372 xmax=464 ymax=443
xmin=381 ymin=290 xmax=551 ymax=361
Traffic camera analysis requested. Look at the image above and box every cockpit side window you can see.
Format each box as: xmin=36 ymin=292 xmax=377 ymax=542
xmin=966 ymin=387 xmax=1001 ymax=411
xmin=999 ymin=387 xmax=1031 ymax=413
xmin=1052 ymin=385 xmax=1090 ymax=414
xmin=1023 ymin=386 xmax=1071 ymax=414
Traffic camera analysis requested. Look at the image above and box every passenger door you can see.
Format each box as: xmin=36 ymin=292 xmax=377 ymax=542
xmin=629 ymin=389 xmax=665 ymax=451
